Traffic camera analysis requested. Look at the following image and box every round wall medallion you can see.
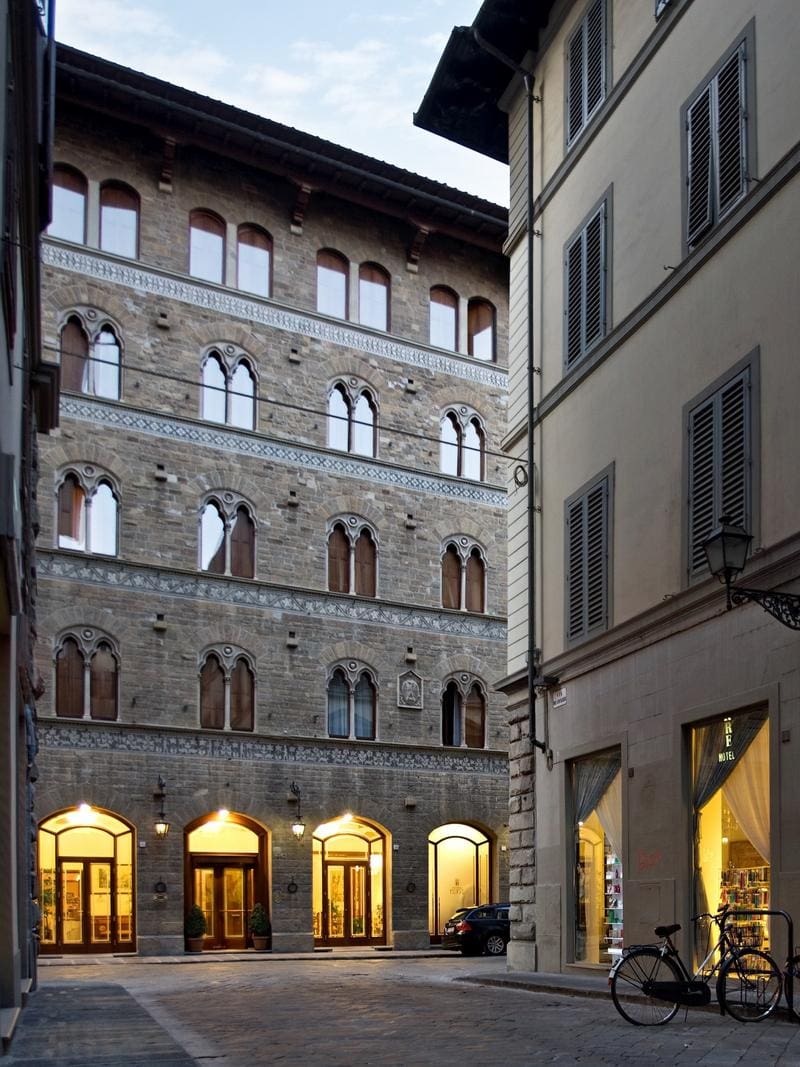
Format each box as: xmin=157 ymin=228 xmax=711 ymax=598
xmin=86 ymin=308 xmax=97 ymax=320
xmin=348 ymin=661 xmax=358 ymax=671
xmin=287 ymin=880 xmax=298 ymax=894
xmin=82 ymin=628 xmax=94 ymax=639
xmin=459 ymin=405 xmax=468 ymax=415
xmin=225 ymin=344 xmax=236 ymax=356
xmin=154 ymin=880 xmax=167 ymax=894
xmin=223 ymin=645 xmax=233 ymax=656
xmin=460 ymin=673 xmax=469 ymax=683
xmin=348 ymin=515 xmax=358 ymax=526
xmin=406 ymin=881 xmax=416 ymax=893
xmin=459 ymin=537 xmax=469 ymax=547
xmin=348 ymin=377 xmax=358 ymax=387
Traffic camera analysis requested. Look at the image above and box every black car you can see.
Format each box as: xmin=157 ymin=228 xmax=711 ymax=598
xmin=442 ymin=903 xmax=510 ymax=956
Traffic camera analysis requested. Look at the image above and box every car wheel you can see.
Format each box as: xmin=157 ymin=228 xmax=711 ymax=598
xmin=484 ymin=934 xmax=507 ymax=956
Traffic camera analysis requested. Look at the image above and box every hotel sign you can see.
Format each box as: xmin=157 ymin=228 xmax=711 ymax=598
xmin=718 ymin=716 xmax=735 ymax=763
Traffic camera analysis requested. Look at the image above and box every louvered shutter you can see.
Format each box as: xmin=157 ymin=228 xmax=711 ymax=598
xmin=567 ymin=21 xmax=585 ymax=143
xmin=567 ymin=477 xmax=608 ymax=641
xmin=230 ymin=506 xmax=255 ymax=579
xmin=716 ymin=46 xmax=746 ymax=219
xmin=565 ymin=231 xmax=583 ymax=366
xmin=687 ymin=395 xmax=716 ymax=576
xmin=442 ymin=545 xmax=462 ymax=609
xmin=354 ymin=529 xmax=376 ymax=598
xmin=585 ymin=0 xmax=605 ymax=121
xmin=230 ymin=659 xmax=254 ymax=731
xmin=584 ymin=206 xmax=605 ymax=351
xmin=327 ymin=524 xmax=350 ymax=593
xmin=567 ymin=0 xmax=605 ymax=145
xmin=719 ymin=373 xmax=748 ymax=525
xmin=686 ymin=85 xmax=714 ymax=246
xmin=200 ymin=655 xmax=225 ymax=729
xmin=567 ymin=498 xmax=587 ymax=641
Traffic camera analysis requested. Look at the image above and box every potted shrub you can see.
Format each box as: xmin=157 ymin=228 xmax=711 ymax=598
xmin=185 ymin=904 xmax=207 ymax=952
xmin=248 ymin=903 xmax=271 ymax=951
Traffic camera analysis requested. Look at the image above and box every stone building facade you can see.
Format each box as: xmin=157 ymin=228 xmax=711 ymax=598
xmin=35 ymin=45 xmax=510 ymax=955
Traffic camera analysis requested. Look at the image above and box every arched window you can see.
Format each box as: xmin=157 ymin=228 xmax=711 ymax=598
xmin=327 ymin=381 xmax=376 ymax=457
xmin=237 ymin=224 xmax=272 ymax=297
xmin=57 ymin=469 xmax=119 ymax=556
xmin=327 ymin=664 xmax=377 ymax=740
xmin=200 ymin=349 xmax=256 ymax=430
xmin=317 ymin=250 xmax=348 ymax=319
xmin=439 ymin=408 xmax=485 ymax=481
xmin=359 ymin=263 xmax=390 ymax=331
xmin=468 ymin=298 xmax=496 ymax=361
xmin=59 ymin=315 xmax=121 ymax=400
xmin=199 ymin=647 xmax=255 ymax=732
xmin=441 ymin=539 xmax=487 ymax=613
xmin=100 ymin=182 xmax=139 ymax=258
xmin=189 ymin=209 xmax=225 ymax=283
xmin=49 ymin=165 xmax=87 ymax=243
xmin=55 ymin=630 xmax=119 ymax=721
xmin=441 ymin=676 xmax=486 ymax=749
xmin=199 ymin=494 xmax=256 ymax=579
xmin=327 ymin=517 xmax=378 ymax=597
xmin=430 ymin=286 xmax=458 ymax=350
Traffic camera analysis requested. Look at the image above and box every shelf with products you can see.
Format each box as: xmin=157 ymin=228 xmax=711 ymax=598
xmin=603 ymin=853 xmax=624 ymax=956
xmin=719 ymin=864 xmax=770 ymax=950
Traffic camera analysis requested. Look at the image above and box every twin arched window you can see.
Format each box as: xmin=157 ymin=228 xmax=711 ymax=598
xmin=199 ymin=647 xmax=255 ymax=731
xmin=57 ymin=469 xmax=118 ymax=556
xmin=468 ymin=298 xmax=496 ymax=361
xmin=327 ymin=664 xmax=377 ymax=740
xmin=316 ymin=252 xmax=390 ymax=331
xmin=328 ymin=518 xmax=377 ymax=597
xmin=440 ymin=408 xmax=485 ymax=481
xmin=60 ymin=314 xmax=121 ymax=399
xmin=442 ymin=540 xmax=486 ymax=613
xmin=55 ymin=630 xmax=119 ymax=721
xmin=327 ymin=381 xmax=376 ymax=457
xmin=442 ymin=677 xmax=486 ymax=748
xmin=200 ymin=495 xmax=255 ymax=578
xmin=201 ymin=349 xmax=256 ymax=430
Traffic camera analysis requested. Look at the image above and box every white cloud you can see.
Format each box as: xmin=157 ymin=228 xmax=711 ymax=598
xmin=419 ymin=32 xmax=448 ymax=50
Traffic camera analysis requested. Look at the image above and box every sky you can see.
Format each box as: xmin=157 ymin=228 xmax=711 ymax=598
xmin=55 ymin=0 xmax=509 ymax=206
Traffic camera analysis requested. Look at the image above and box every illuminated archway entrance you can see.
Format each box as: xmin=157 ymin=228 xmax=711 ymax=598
xmin=38 ymin=805 xmax=135 ymax=955
xmin=428 ymin=823 xmax=491 ymax=941
xmin=313 ymin=815 xmax=386 ymax=946
xmin=185 ymin=811 xmax=268 ymax=950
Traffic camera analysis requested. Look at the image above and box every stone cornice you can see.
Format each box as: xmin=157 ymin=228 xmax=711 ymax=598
xmin=36 ymin=550 xmax=508 ymax=643
xmin=59 ymin=395 xmax=508 ymax=508
xmin=42 ymin=240 xmax=508 ymax=388
xmin=37 ymin=720 xmax=508 ymax=777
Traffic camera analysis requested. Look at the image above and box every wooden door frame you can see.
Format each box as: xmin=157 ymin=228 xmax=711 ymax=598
xmin=190 ymin=858 xmax=255 ymax=949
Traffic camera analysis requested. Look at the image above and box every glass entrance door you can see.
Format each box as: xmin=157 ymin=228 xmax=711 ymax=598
xmin=59 ymin=859 xmax=113 ymax=949
xmin=192 ymin=863 xmax=254 ymax=949
xmin=323 ymin=861 xmax=369 ymax=943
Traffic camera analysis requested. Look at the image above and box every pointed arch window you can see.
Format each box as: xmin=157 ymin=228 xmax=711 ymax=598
xmin=237 ymin=224 xmax=272 ymax=297
xmin=441 ymin=539 xmax=486 ymax=613
xmin=189 ymin=209 xmax=225 ymax=283
xmin=57 ymin=470 xmax=118 ymax=556
xmin=440 ymin=409 xmax=485 ymax=481
xmin=199 ymin=495 xmax=256 ymax=579
xmin=359 ymin=263 xmax=390 ymax=331
xmin=200 ymin=349 xmax=256 ymax=430
xmin=49 ymin=165 xmax=87 ymax=243
xmin=317 ymin=249 xmax=348 ymax=318
xmin=55 ymin=630 xmax=119 ymax=720
xmin=327 ymin=518 xmax=377 ymax=597
xmin=55 ymin=637 xmax=84 ymax=718
xmin=100 ymin=182 xmax=139 ymax=258
xmin=430 ymin=286 xmax=458 ymax=350
xmin=59 ymin=315 xmax=121 ymax=399
xmin=468 ymin=298 xmax=496 ymax=361
xmin=199 ymin=648 xmax=255 ymax=732
xmin=327 ymin=665 xmax=377 ymax=740
xmin=441 ymin=677 xmax=486 ymax=749
xmin=327 ymin=382 xmax=376 ymax=457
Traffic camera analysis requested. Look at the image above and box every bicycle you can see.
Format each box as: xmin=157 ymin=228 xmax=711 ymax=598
xmin=609 ymin=904 xmax=784 ymax=1026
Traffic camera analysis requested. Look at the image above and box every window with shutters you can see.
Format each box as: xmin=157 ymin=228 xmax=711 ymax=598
xmin=56 ymin=466 xmax=119 ymax=556
xmin=199 ymin=492 xmax=256 ymax=579
xmin=199 ymin=646 xmax=255 ymax=731
xmin=100 ymin=182 xmax=139 ymax=258
xmin=564 ymin=194 xmax=609 ymax=371
xmin=441 ymin=538 xmax=487 ymax=613
xmin=441 ymin=675 xmax=486 ymax=749
xmin=327 ymin=380 xmax=377 ymax=457
xmin=59 ymin=310 xmax=122 ymax=399
xmin=189 ymin=209 xmax=225 ymax=283
xmin=326 ymin=662 xmax=377 ymax=741
xmin=439 ymin=406 xmax=486 ymax=480
xmin=54 ymin=629 xmax=119 ymax=721
xmin=683 ymin=32 xmax=752 ymax=251
xmin=565 ymin=469 xmax=611 ymax=644
xmin=686 ymin=363 xmax=753 ymax=582
xmin=327 ymin=516 xmax=378 ymax=597
xmin=200 ymin=346 xmax=256 ymax=430
xmin=566 ymin=0 xmax=607 ymax=148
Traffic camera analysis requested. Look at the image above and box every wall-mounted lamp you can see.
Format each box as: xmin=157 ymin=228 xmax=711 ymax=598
xmin=153 ymin=775 xmax=170 ymax=838
xmin=289 ymin=781 xmax=306 ymax=840
xmin=703 ymin=516 xmax=800 ymax=629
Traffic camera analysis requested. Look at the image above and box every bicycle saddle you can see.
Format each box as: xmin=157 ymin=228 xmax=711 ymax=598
xmin=654 ymin=923 xmax=681 ymax=936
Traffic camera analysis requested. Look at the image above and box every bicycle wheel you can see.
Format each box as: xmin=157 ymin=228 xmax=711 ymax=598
xmin=718 ymin=949 xmax=782 ymax=1022
xmin=784 ymin=954 xmax=800 ymax=1022
xmin=610 ymin=948 xmax=682 ymax=1025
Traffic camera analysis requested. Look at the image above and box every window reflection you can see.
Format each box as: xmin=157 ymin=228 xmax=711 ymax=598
xmin=237 ymin=225 xmax=271 ymax=297
xmin=190 ymin=211 xmax=225 ymax=283
xmin=201 ymin=355 xmax=227 ymax=424
xmin=200 ymin=502 xmax=226 ymax=572
xmin=468 ymin=299 xmax=496 ymax=361
xmin=87 ymin=328 xmax=120 ymax=400
xmin=327 ymin=386 xmax=350 ymax=451
xmin=49 ymin=166 xmax=86 ymax=243
xmin=353 ymin=393 xmax=375 ymax=456
xmin=317 ymin=250 xmax=348 ymax=318
xmin=440 ymin=414 xmax=460 ymax=477
xmin=359 ymin=264 xmax=389 ymax=331
xmin=90 ymin=483 xmax=118 ymax=556
xmin=430 ymin=287 xmax=458 ymax=350
xmin=100 ymin=184 xmax=138 ymax=258
xmin=229 ymin=362 xmax=255 ymax=430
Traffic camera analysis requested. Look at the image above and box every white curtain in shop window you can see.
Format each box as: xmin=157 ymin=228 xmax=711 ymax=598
xmin=596 ymin=770 xmax=622 ymax=861
xmin=723 ymin=721 xmax=770 ymax=862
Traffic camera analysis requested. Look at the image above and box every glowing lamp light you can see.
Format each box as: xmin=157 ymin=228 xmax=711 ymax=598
xmin=291 ymin=816 xmax=306 ymax=840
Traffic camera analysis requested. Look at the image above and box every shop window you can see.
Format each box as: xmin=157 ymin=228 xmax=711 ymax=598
xmin=57 ymin=468 xmax=119 ymax=556
xmin=441 ymin=539 xmax=486 ymax=613
xmin=692 ymin=709 xmax=769 ymax=958
xmin=312 ymin=815 xmax=386 ymax=945
xmin=571 ymin=749 xmax=622 ymax=965
xmin=59 ymin=314 xmax=121 ymax=399
xmin=317 ymin=249 xmax=348 ymax=318
xmin=429 ymin=286 xmax=458 ymax=350
xmin=49 ymin=164 xmax=87 ymax=243
xmin=199 ymin=646 xmax=255 ymax=731
xmin=237 ymin=224 xmax=272 ymax=297
xmin=326 ymin=664 xmax=377 ymax=740
xmin=189 ymin=209 xmax=225 ymax=283
xmin=439 ymin=408 xmax=485 ymax=481
xmin=467 ymin=298 xmax=495 ymax=361
xmin=100 ymin=182 xmax=139 ymax=258
xmin=199 ymin=494 xmax=256 ymax=579
xmin=428 ymin=824 xmax=490 ymax=938
xmin=327 ymin=381 xmax=377 ymax=457
xmin=55 ymin=630 xmax=120 ymax=720
xmin=441 ymin=676 xmax=486 ymax=748
xmin=327 ymin=517 xmax=377 ymax=597
xmin=200 ymin=348 xmax=256 ymax=430
xmin=358 ymin=262 xmax=390 ymax=331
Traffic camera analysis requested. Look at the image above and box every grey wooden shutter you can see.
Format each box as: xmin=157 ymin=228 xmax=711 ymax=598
xmin=584 ymin=205 xmax=605 ymax=351
xmin=687 ymin=394 xmax=716 ymax=575
xmin=719 ymin=372 xmax=749 ymax=526
xmin=686 ymin=84 xmax=714 ymax=246
xmin=567 ymin=497 xmax=586 ymax=640
xmin=567 ymin=0 xmax=605 ymax=145
xmin=567 ymin=477 xmax=608 ymax=641
xmin=567 ymin=21 xmax=585 ymax=144
xmin=565 ymin=231 xmax=583 ymax=366
xmin=585 ymin=0 xmax=605 ymax=121
xmin=716 ymin=46 xmax=746 ymax=219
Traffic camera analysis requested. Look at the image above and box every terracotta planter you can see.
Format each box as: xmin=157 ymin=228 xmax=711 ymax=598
xmin=186 ymin=936 xmax=204 ymax=953
xmin=251 ymin=936 xmax=269 ymax=951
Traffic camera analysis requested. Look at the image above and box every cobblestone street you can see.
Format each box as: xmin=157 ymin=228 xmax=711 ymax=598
xmin=6 ymin=955 xmax=800 ymax=1066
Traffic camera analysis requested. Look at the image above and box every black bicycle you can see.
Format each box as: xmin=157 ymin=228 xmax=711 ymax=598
xmin=609 ymin=905 xmax=784 ymax=1025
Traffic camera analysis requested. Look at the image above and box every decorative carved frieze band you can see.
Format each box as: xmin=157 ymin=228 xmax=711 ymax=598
xmin=38 ymin=721 xmax=508 ymax=777
xmin=36 ymin=551 xmax=508 ymax=643
xmin=59 ymin=396 xmax=507 ymax=508
xmin=43 ymin=241 xmax=507 ymax=388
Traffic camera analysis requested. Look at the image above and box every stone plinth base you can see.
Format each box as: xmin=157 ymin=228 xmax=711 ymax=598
xmin=270 ymin=931 xmax=315 ymax=953
xmin=507 ymin=939 xmax=537 ymax=972
xmin=137 ymin=935 xmax=184 ymax=956
xmin=391 ymin=929 xmax=430 ymax=950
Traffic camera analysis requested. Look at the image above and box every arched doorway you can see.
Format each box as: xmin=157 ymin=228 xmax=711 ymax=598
xmin=428 ymin=823 xmax=491 ymax=941
xmin=185 ymin=811 xmax=269 ymax=950
xmin=312 ymin=815 xmax=386 ymax=946
xmin=38 ymin=805 xmax=135 ymax=955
